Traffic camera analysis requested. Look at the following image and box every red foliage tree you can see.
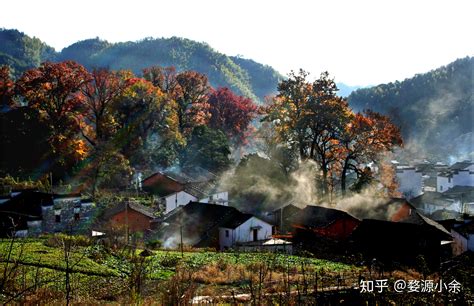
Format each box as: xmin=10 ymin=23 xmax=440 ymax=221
xmin=15 ymin=61 xmax=92 ymax=162
xmin=208 ymin=87 xmax=258 ymax=145
xmin=0 ymin=66 xmax=15 ymax=109
xmin=175 ymin=70 xmax=210 ymax=135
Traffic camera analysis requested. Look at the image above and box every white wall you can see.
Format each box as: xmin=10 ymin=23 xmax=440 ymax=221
xmin=165 ymin=191 xmax=197 ymax=214
xmin=218 ymin=217 xmax=273 ymax=250
xmin=396 ymin=168 xmax=422 ymax=198
xmin=437 ymin=176 xmax=452 ymax=193
xmin=423 ymin=199 xmax=461 ymax=215
xmin=452 ymin=170 xmax=474 ymax=188
xmin=438 ymin=170 xmax=474 ymax=193
xmin=200 ymin=191 xmax=229 ymax=205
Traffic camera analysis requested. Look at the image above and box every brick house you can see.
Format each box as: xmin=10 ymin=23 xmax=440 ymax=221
xmin=104 ymin=201 xmax=156 ymax=233
xmin=0 ymin=190 xmax=95 ymax=237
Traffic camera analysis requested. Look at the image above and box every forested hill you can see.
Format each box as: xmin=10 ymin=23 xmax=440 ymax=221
xmin=0 ymin=29 xmax=283 ymax=102
xmin=348 ymin=57 xmax=473 ymax=160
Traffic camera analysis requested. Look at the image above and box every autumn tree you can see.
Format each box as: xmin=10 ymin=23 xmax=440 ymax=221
xmin=263 ymin=69 xmax=312 ymax=159
xmin=263 ymin=71 xmax=352 ymax=198
xmin=339 ymin=110 xmax=403 ymax=194
xmin=304 ymin=72 xmax=353 ymax=196
xmin=114 ymin=78 xmax=183 ymax=168
xmin=174 ymin=70 xmax=210 ymax=135
xmin=80 ymin=68 xmax=135 ymax=146
xmin=208 ymin=87 xmax=258 ymax=146
xmin=15 ymin=61 xmax=91 ymax=168
xmin=0 ymin=66 xmax=15 ymax=109
xmin=142 ymin=66 xmax=178 ymax=94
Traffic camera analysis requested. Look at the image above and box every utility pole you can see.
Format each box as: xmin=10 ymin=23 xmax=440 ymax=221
xmin=180 ymin=224 xmax=183 ymax=257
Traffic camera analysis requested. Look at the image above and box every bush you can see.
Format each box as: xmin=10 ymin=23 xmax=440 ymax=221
xmin=145 ymin=239 xmax=162 ymax=249
xmin=43 ymin=234 xmax=91 ymax=248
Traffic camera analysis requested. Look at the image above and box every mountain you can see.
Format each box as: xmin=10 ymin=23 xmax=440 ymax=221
xmin=336 ymin=83 xmax=364 ymax=98
xmin=348 ymin=57 xmax=473 ymax=160
xmin=0 ymin=29 xmax=56 ymax=76
xmin=0 ymin=29 xmax=284 ymax=102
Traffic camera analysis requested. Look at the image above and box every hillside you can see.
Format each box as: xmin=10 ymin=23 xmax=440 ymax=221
xmin=348 ymin=57 xmax=473 ymax=160
xmin=0 ymin=29 xmax=56 ymax=76
xmin=0 ymin=29 xmax=283 ymax=102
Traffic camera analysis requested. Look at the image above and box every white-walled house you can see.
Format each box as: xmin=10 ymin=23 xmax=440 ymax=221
xmin=164 ymin=191 xmax=198 ymax=214
xmin=410 ymin=186 xmax=474 ymax=217
xmin=164 ymin=190 xmax=229 ymax=214
xmin=396 ymin=166 xmax=423 ymax=199
xmin=200 ymin=191 xmax=229 ymax=206
xmin=451 ymin=220 xmax=474 ymax=256
xmin=219 ymin=215 xmax=273 ymax=250
xmin=157 ymin=202 xmax=273 ymax=250
xmin=437 ymin=161 xmax=474 ymax=193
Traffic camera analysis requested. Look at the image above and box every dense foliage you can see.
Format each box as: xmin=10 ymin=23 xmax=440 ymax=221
xmin=348 ymin=56 xmax=473 ymax=160
xmin=0 ymin=60 xmax=258 ymax=191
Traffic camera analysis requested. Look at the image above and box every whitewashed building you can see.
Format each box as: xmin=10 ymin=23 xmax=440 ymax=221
xmin=219 ymin=215 xmax=273 ymax=250
xmin=396 ymin=165 xmax=423 ymax=199
xmin=164 ymin=189 xmax=229 ymax=214
xmin=437 ymin=161 xmax=474 ymax=193
xmin=451 ymin=220 xmax=474 ymax=256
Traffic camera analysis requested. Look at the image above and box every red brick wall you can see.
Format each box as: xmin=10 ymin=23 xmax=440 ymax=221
xmin=110 ymin=209 xmax=153 ymax=233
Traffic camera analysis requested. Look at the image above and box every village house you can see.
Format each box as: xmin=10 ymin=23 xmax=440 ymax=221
xmin=153 ymin=202 xmax=273 ymax=250
xmin=414 ymin=161 xmax=448 ymax=192
xmin=0 ymin=189 xmax=95 ymax=237
xmin=349 ymin=198 xmax=452 ymax=269
xmin=290 ymin=205 xmax=361 ymax=241
xmin=142 ymin=168 xmax=228 ymax=214
xmin=437 ymin=160 xmax=474 ymax=193
xmin=411 ymin=186 xmax=474 ymax=217
xmin=395 ymin=165 xmax=423 ymax=199
xmin=268 ymin=203 xmax=302 ymax=235
xmin=103 ymin=200 xmax=156 ymax=233
xmin=450 ymin=219 xmax=474 ymax=256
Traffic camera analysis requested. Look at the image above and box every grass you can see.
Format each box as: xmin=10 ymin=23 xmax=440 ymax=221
xmin=0 ymin=239 xmax=117 ymax=276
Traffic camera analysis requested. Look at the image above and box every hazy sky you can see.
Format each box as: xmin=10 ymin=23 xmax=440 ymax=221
xmin=2 ymin=0 xmax=473 ymax=86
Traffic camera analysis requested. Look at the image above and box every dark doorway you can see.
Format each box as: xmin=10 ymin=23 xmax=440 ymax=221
xmin=253 ymin=229 xmax=258 ymax=241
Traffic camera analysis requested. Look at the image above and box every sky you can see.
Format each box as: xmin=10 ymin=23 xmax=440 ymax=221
xmin=2 ymin=0 xmax=473 ymax=86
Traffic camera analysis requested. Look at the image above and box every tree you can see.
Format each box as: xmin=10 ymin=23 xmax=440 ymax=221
xmin=142 ymin=66 xmax=178 ymax=94
xmin=180 ymin=125 xmax=231 ymax=172
xmin=263 ymin=69 xmax=312 ymax=159
xmin=263 ymin=71 xmax=352 ymax=198
xmin=304 ymin=72 xmax=353 ymax=196
xmin=207 ymin=87 xmax=258 ymax=146
xmin=339 ymin=110 xmax=403 ymax=194
xmin=175 ymin=71 xmax=210 ymax=135
xmin=80 ymin=68 xmax=135 ymax=146
xmin=15 ymin=61 xmax=91 ymax=172
xmin=114 ymin=78 xmax=183 ymax=168
xmin=0 ymin=66 xmax=16 ymax=109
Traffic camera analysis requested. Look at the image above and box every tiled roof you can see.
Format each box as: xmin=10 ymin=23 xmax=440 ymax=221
xmin=290 ymin=205 xmax=359 ymax=228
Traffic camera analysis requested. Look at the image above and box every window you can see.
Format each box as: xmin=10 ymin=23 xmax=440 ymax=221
xmin=440 ymin=186 xmax=443 ymax=191
xmin=225 ymin=230 xmax=229 ymax=238
xmin=74 ymin=207 xmax=80 ymax=221
xmin=54 ymin=210 xmax=61 ymax=223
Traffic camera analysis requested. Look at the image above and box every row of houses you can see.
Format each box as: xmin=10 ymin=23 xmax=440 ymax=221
xmin=0 ymin=189 xmax=95 ymax=237
xmin=2 ymin=164 xmax=473 ymax=270
xmin=395 ymin=160 xmax=474 ymax=197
